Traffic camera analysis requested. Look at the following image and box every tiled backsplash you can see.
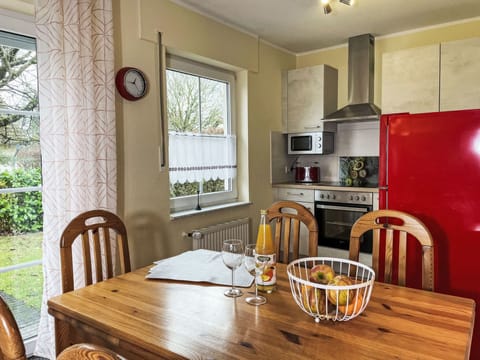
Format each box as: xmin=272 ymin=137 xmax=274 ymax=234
xmin=295 ymin=120 xmax=380 ymax=182
xmin=270 ymin=121 xmax=380 ymax=184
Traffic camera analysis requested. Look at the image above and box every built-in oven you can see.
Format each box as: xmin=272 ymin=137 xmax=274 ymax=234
xmin=314 ymin=190 xmax=373 ymax=253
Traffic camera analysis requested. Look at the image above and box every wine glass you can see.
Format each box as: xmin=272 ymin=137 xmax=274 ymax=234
xmin=222 ymin=239 xmax=244 ymax=297
xmin=244 ymin=244 xmax=267 ymax=305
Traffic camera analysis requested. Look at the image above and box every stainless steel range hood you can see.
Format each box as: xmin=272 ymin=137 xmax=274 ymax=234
xmin=324 ymin=34 xmax=381 ymax=122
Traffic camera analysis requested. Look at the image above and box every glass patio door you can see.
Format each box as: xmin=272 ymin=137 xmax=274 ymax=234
xmin=0 ymin=28 xmax=43 ymax=354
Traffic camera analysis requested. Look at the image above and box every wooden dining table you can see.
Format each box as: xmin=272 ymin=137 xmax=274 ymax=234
xmin=48 ymin=261 xmax=475 ymax=360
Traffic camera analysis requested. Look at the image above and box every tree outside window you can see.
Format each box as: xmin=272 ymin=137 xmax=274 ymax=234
xmin=0 ymin=30 xmax=43 ymax=342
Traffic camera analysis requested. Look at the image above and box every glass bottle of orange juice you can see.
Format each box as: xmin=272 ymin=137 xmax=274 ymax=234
xmin=255 ymin=209 xmax=276 ymax=293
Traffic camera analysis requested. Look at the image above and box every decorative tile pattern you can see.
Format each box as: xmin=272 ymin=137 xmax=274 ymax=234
xmin=339 ymin=156 xmax=379 ymax=187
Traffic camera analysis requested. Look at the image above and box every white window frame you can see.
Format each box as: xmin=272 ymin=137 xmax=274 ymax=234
xmin=0 ymin=8 xmax=39 ymax=357
xmin=166 ymin=55 xmax=238 ymax=212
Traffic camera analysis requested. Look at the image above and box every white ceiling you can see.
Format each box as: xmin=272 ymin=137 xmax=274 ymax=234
xmin=170 ymin=0 xmax=480 ymax=53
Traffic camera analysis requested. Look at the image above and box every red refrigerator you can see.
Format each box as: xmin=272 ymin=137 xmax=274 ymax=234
xmin=379 ymin=109 xmax=479 ymax=358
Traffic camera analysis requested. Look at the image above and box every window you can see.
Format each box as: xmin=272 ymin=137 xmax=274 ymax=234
xmin=0 ymin=28 xmax=42 ymax=353
xmin=166 ymin=55 xmax=237 ymax=212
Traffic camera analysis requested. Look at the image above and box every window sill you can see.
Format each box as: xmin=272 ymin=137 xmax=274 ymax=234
xmin=170 ymin=201 xmax=251 ymax=220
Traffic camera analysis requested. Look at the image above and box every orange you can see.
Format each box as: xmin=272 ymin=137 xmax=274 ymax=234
xmin=338 ymin=294 xmax=364 ymax=315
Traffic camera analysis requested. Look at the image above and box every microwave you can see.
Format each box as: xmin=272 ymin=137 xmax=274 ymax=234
xmin=288 ymin=132 xmax=334 ymax=155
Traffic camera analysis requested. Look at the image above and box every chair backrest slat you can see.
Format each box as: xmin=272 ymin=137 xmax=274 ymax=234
xmin=104 ymin=228 xmax=114 ymax=279
xmin=398 ymin=231 xmax=408 ymax=286
xmin=60 ymin=210 xmax=131 ymax=293
xmin=266 ymin=201 xmax=318 ymax=263
xmin=384 ymin=228 xmax=394 ymax=283
xmin=349 ymin=209 xmax=434 ymax=291
xmin=372 ymin=228 xmax=380 ymax=277
xmin=82 ymin=232 xmax=93 ymax=286
xmin=282 ymin=218 xmax=292 ymax=263
xmin=292 ymin=218 xmax=301 ymax=261
xmin=93 ymin=229 xmax=103 ymax=285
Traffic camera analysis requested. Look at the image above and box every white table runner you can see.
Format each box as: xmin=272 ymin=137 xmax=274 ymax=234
xmin=147 ymin=249 xmax=254 ymax=287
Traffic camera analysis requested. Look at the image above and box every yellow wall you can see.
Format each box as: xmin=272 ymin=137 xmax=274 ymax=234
xmin=0 ymin=0 xmax=33 ymax=15
xmin=4 ymin=0 xmax=479 ymax=269
xmin=114 ymin=0 xmax=295 ymax=268
xmin=297 ymin=18 xmax=480 ymax=110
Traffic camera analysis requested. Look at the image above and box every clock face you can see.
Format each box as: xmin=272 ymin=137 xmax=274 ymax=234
xmin=115 ymin=67 xmax=148 ymax=101
xmin=124 ymin=69 xmax=146 ymax=98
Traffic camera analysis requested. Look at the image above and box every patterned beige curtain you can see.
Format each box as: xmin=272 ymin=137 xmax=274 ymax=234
xmin=34 ymin=1 xmax=116 ymax=358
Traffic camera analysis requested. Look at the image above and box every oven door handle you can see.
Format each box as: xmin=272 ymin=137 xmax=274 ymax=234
xmin=315 ymin=204 xmax=369 ymax=212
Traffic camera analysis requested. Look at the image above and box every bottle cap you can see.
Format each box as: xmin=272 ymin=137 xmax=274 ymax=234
xmin=260 ymin=209 xmax=267 ymax=215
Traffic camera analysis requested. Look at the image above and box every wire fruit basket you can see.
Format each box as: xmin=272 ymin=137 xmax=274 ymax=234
xmin=287 ymin=257 xmax=375 ymax=322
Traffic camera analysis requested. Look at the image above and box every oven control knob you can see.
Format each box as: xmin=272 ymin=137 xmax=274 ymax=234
xmin=361 ymin=196 xmax=366 ymax=201
xmin=320 ymin=194 xmax=324 ymax=199
xmin=332 ymin=195 xmax=336 ymax=200
xmin=355 ymin=196 xmax=360 ymax=201
xmin=326 ymin=194 xmax=330 ymax=199
xmin=350 ymin=195 xmax=354 ymax=200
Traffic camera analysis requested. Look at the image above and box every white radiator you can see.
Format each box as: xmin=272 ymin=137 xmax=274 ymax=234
xmin=187 ymin=218 xmax=250 ymax=251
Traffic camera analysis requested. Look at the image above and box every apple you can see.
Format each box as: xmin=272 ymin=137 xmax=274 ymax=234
xmin=301 ymin=285 xmax=326 ymax=314
xmin=326 ymin=275 xmax=354 ymax=306
xmin=309 ymin=264 xmax=335 ymax=284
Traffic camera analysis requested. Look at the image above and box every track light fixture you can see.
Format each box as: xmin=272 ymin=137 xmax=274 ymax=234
xmin=321 ymin=0 xmax=353 ymax=15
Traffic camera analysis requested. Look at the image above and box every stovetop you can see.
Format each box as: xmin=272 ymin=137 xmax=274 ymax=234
xmin=295 ymin=181 xmax=379 ymax=189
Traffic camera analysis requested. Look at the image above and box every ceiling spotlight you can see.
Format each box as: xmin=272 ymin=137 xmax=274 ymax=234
xmin=321 ymin=0 xmax=332 ymax=14
xmin=323 ymin=3 xmax=332 ymax=14
xmin=321 ymin=0 xmax=355 ymax=15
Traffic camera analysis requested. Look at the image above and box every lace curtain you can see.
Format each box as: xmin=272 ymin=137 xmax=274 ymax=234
xmin=34 ymin=1 xmax=116 ymax=358
xmin=169 ymin=132 xmax=237 ymax=183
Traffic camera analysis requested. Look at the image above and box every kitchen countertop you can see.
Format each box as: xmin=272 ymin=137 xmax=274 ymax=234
xmin=273 ymin=182 xmax=379 ymax=192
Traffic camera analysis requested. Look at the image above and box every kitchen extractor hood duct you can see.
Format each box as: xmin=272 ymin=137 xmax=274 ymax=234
xmin=324 ymin=33 xmax=381 ymax=122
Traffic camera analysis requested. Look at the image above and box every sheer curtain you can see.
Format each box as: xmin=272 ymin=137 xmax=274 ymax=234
xmin=168 ymin=132 xmax=237 ymax=183
xmin=34 ymin=1 xmax=116 ymax=358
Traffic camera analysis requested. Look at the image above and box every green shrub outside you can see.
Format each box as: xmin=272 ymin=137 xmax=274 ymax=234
xmin=170 ymin=178 xmax=225 ymax=197
xmin=0 ymin=168 xmax=43 ymax=235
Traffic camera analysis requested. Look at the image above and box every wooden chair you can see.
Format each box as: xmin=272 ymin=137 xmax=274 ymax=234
xmin=57 ymin=343 xmax=126 ymax=360
xmin=349 ymin=209 xmax=434 ymax=291
xmin=0 ymin=296 xmax=26 ymax=360
xmin=266 ymin=200 xmax=318 ymax=263
xmin=60 ymin=210 xmax=131 ymax=293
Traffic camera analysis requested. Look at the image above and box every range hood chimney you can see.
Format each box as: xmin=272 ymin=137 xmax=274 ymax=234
xmin=324 ymin=34 xmax=381 ymax=122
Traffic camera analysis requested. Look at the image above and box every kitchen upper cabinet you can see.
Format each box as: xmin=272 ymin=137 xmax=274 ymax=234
xmin=382 ymin=37 xmax=480 ymax=114
xmin=286 ymin=64 xmax=338 ymax=133
xmin=381 ymin=44 xmax=440 ymax=114
xmin=440 ymin=37 xmax=480 ymax=111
